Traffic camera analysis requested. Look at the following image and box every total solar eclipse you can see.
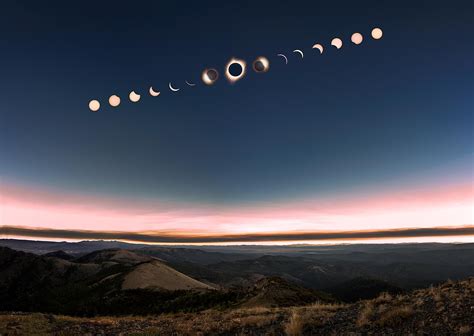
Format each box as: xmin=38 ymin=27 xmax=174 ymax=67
xmin=228 ymin=63 xmax=243 ymax=76
xmin=225 ymin=58 xmax=246 ymax=83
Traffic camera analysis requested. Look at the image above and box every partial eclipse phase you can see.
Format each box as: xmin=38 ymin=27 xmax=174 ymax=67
xmin=202 ymin=68 xmax=219 ymax=85
xmin=129 ymin=91 xmax=141 ymax=102
xmin=169 ymin=83 xmax=180 ymax=92
xmin=293 ymin=49 xmax=304 ymax=58
xmin=331 ymin=38 xmax=343 ymax=49
xmin=312 ymin=44 xmax=324 ymax=54
xmin=277 ymin=53 xmax=288 ymax=64
xmin=149 ymin=87 xmax=160 ymax=97
xmin=253 ymin=56 xmax=270 ymax=73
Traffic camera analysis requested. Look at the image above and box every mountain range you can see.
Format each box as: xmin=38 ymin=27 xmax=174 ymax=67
xmin=1 ymin=239 xmax=473 ymax=314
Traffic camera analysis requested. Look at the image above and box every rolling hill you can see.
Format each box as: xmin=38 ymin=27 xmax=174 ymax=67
xmin=0 ymin=247 xmax=218 ymax=315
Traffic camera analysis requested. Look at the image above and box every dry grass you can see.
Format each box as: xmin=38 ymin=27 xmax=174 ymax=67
xmin=227 ymin=306 xmax=276 ymax=325
xmin=433 ymin=291 xmax=443 ymax=302
xmin=232 ymin=307 xmax=272 ymax=316
xmin=239 ymin=314 xmax=277 ymax=328
xmin=428 ymin=285 xmax=444 ymax=303
xmin=129 ymin=329 xmax=161 ymax=336
xmin=376 ymin=306 xmax=414 ymax=327
xmin=1 ymin=278 xmax=473 ymax=335
xmin=395 ymin=294 xmax=405 ymax=299
xmin=377 ymin=303 xmax=388 ymax=314
xmin=459 ymin=325 xmax=472 ymax=335
xmin=156 ymin=307 xmax=280 ymax=335
xmin=285 ymin=308 xmax=304 ymax=336
xmin=356 ymin=302 xmax=374 ymax=327
xmin=374 ymin=292 xmax=393 ymax=304
xmin=414 ymin=297 xmax=424 ymax=307
xmin=284 ymin=301 xmax=347 ymax=334
xmin=469 ymin=279 xmax=474 ymax=290
xmin=0 ymin=313 xmax=52 ymax=336
xmin=308 ymin=301 xmax=346 ymax=311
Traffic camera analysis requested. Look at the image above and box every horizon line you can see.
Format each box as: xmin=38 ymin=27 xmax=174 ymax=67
xmin=1 ymin=225 xmax=473 ymax=245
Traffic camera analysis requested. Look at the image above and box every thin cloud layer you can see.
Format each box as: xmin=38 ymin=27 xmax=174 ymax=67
xmin=1 ymin=225 xmax=473 ymax=244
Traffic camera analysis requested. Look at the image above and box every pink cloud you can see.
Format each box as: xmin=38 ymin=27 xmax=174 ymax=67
xmin=1 ymin=180 xmax=473 ymax=237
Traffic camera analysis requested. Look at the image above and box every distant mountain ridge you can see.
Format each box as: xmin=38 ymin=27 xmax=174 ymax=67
xmin=43 ymin=250 xmax=74 ymax=260
xmin=0 ymin=246 xmax=335 ymax=316
xmin=1 ymin=239 xmax=473 ymax=304
xmin=0 ymin=239 xmax=149 ymax=255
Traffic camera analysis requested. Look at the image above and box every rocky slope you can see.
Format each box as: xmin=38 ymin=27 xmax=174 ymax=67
xmin=0 ymin=278 xmax=472 ymax=335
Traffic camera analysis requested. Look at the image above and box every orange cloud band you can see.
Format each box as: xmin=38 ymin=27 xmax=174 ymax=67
xmin=1 ymin=225 xmax=473 ymax=244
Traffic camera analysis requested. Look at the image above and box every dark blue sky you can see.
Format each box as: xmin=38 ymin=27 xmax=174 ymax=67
xmin=1 ymin=0 xmax=473 ymax=204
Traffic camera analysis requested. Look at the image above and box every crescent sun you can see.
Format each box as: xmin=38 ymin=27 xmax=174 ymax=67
xmin=149 ymin=87 xmax=161 ymax=97
xmin=169 ymin=82 xmax=180 ymax=92
xmin=185 ymin=80 xmax=196 ymax=87
xmin=277 ymin=53 xmax=288 ymax=64
xmin=293 ymin=49 xmax=304 ymax=58
xmin=312 ymin=43 xmax=324 ymax=54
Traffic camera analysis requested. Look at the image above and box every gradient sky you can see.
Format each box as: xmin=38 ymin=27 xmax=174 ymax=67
xmin=0 ymin=0 xmax=473 ymax=243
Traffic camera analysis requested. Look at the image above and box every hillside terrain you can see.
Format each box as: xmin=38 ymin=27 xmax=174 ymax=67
xmin=0 ymin=278 xmax=472 ymax=335
xmin=0 ymin=247 xmax=222 ymax=315
xmin=0 ymin=241 xmax=473 ymax=334
xmin=121 ymin=260 xmax=213 ymax=291
xmin=0 ymin=247 xmax=331 ymax=316
xmin=2 ymin=240 xmax=472 ymax=295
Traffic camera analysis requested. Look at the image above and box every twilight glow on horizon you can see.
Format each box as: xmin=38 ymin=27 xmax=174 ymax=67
xmin=0 ymin=1 xmax=473 ymax=244
xmin=1 ymin=179 xmax=473 ymax=244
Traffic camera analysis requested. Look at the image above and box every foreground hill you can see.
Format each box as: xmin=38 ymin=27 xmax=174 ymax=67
xmin=0 ymin=278 xmax=472 ymax=335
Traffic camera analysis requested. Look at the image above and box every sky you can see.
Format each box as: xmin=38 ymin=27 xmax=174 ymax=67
xmin=0 ymin=0 xmax=473 ymax=244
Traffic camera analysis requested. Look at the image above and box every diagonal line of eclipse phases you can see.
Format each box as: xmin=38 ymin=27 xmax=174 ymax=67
xmin=88 ymin=28 xmax=383 ymax=112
